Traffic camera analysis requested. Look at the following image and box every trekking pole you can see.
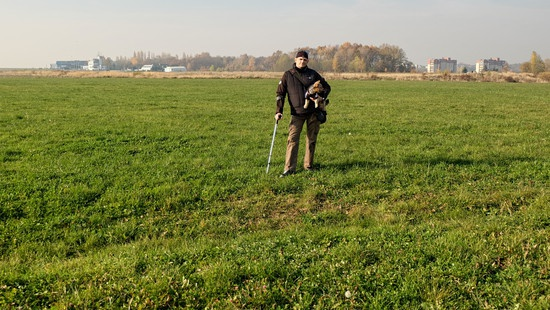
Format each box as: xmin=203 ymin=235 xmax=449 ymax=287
xmin=266 ymin=119 xmax=279 ymax=174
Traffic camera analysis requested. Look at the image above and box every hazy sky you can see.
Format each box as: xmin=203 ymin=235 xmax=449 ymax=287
xmin=2 ymin=0 xmax=549 ymax=68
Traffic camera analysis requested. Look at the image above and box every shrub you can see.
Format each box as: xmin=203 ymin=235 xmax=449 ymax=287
xmin=504 ymin=75 xmax=518 ymax=83
xmin=537 ymin=71 xmax=550 ymax=82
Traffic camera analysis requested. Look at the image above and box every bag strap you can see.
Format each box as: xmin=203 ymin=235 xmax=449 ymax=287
xmin=289 ymin=68 xmax=311 ymax=87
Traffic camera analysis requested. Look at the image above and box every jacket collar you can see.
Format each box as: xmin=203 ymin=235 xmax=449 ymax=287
xmin=293 ymin=63 xmax=308 ymax=72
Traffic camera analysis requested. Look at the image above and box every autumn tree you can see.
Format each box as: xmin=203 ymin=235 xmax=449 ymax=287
xmin=332 ymin=42 xmax=359 ymax=72
xmin=101 ymin=57 xmax=115 ymax=70
xmin=261 ymin=51 xmax=283 ymax=71
xmin=226 ymin=54 xmax=252 ymax=71
xmin=187 ymin=52 xmax=226 ymax=71
xmin=377 ymin=44 xmax=408 ymax=72
xmin=358 ymin=45 xmax=379 ymax=72
xmin=349 ymin=55 xmax=366 ymax=72
xmin=272 ymin=53 xmax=292 ymax=72
xmin=315 ymin=45 xmax=338 ymax=71
xmin=521 ymin=51 xmax=545 ymax=74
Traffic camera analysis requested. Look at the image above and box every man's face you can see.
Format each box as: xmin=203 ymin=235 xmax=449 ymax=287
xmin=295 ymin=57 xmax=309 ymax=69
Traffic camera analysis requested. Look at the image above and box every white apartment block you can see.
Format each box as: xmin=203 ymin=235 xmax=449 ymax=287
xmin=427 ymin=57 xmax=457 ymax=73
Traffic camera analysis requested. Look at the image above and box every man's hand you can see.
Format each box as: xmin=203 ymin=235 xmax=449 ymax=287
xmin=275 ymin=113 xmax=283 ymax=121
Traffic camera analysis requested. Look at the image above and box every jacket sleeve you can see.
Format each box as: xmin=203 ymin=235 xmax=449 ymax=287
xmin=275 ymin=72 xmax=288 ymax=114
xmin=319 ymin=75 xmax=331 ymax=98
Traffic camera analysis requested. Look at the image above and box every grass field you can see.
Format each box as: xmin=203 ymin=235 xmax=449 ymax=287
xmin=1 ymin=77 xmax=549 ymax=308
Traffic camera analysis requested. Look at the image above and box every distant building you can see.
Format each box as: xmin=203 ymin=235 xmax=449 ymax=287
xmin=51 ymin=60 xmax=88 ymax=70
xmin=427 ymin=57 xmax=457 ymax=73
xmin=139 ymin=65 xmax=154 ymax=71
xmin=164 ymin=66 xmax=187 ymax=72
xmin=88 ymin=57 xmax=104 ymax=71
xmin=476 ymin=57 xmax=507 ymax=73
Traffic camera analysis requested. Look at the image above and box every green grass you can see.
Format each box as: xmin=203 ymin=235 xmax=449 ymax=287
xmin=1 ymin=77 xmax=549 ymax=309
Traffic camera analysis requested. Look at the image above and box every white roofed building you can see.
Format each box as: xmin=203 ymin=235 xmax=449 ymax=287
xmin=164 ymin=66 xmax=187 ymax=72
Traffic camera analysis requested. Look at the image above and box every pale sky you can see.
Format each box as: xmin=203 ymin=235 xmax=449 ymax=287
xmin=1 ymin=0 xmax=549 ymax=68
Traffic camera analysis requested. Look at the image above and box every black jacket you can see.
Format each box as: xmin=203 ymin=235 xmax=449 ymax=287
xmin=276 ymin=64 xmax=331 ymax=116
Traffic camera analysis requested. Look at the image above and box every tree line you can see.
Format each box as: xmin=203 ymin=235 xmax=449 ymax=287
xmin=100 ymin=42 xmax=415 ymax=73
xmin=98 ymin=43 xmax=549 ymax=74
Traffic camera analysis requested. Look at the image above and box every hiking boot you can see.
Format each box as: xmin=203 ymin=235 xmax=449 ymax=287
xmin=279 ymin=170 xmax=295 ymax=178
xmin=304 ymin=165 xmax=318 ymax=172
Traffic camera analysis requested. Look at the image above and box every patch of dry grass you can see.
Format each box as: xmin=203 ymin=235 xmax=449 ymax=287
xmin=0 ymin=70 xmax=282 ymax=79
xmin=0 ymin=69 xmax=548 ymax=83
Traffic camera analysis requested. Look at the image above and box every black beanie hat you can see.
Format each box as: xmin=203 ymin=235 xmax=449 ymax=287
xmin=295 ymin=50 xmax=308 ymax=59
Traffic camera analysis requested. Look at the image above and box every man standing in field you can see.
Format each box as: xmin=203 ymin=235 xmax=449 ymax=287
xmin=275 ymin=50 xmax=331 ymax=177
